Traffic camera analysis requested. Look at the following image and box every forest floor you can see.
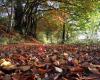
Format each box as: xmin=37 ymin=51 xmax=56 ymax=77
xmin=0 ymin=25 xmax=100 ymax=80
xmin=0 ymin=43 xmax=100 ymax=80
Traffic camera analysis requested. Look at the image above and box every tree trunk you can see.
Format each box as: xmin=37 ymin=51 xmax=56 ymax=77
xmin=14 ymin=0 xmax=38 ymax=39
xmin=50 ymin=35 xmax=53 ymax=43
xmin=9 ymin=0 xmax=13 ymax=32
xmin=21 ymin=2 xmax=38 ymax=38
xmin=29 ymin=18 xmax=37 ymax=38
xmin=61 ymin=23 xmax=66 ymax=44
xmin=14 ymin=0 xmax=23 ymax=32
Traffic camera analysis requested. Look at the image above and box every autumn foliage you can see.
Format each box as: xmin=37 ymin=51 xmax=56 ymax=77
xmin=0 ymin=44 xmax=99 ymax=80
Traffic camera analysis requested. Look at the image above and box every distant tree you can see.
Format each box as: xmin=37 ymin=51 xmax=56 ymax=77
xmin=0 ymin=0 xmax=14 ymax=32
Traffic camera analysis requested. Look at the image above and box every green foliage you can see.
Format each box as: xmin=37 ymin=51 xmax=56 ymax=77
xmin=0 ymin=34 xmax=24 ymax=45
xmin=65 ymin=38 xmax=100 ymax=45
xmin=0 ymin=37 xmax=9 ymax=45
xmin=0 ymin=0 xmax=100 ymax=44
xmin=8 ymin=35 xmax=24 ymax=44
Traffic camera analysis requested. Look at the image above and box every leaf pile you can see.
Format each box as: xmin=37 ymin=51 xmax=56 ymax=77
xmin=0 ymin=44 xmax=100 ymax=80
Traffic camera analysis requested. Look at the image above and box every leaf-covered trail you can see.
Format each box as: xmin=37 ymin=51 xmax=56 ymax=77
xmin=0 ymin=44 xmax=100 ymax=80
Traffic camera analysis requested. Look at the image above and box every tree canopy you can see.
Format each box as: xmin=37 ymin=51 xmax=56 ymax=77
xmin=0 ymin=0 xmax=100 ymax=43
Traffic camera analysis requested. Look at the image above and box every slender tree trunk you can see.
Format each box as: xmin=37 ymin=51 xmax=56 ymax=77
xmin=50 ymin=35 xmax=53 ymax=43
xmin=61 ymin=23 xmax=66 ymax=44
xmin=9 ymin=0 xmax=13 ymax=32
xmin=29 ymin=18 xmax=37 ymax=38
